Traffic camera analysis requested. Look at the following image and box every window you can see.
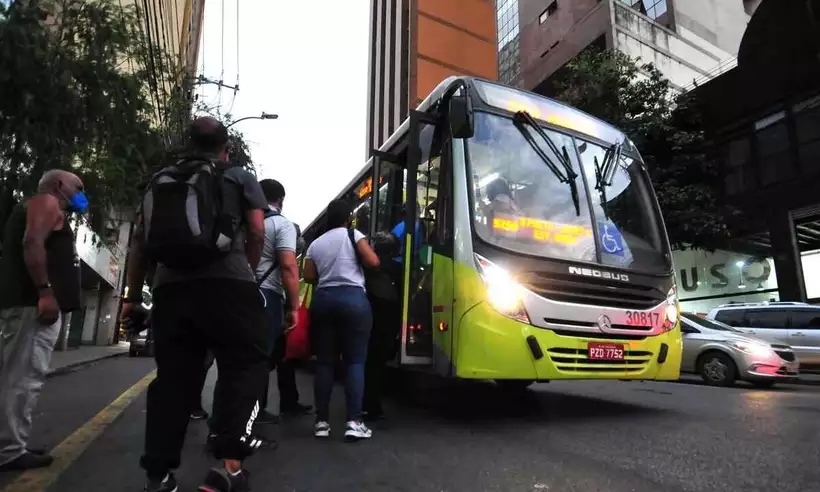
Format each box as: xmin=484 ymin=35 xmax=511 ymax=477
xmin=540 ymin=0 xmax=557 ymax=23
xmin=682 ymin=313 xmax=740 ymax=333
xmin=790 ymin=310 xmax=820 ymax=329
xmin=795 ymin=96 xmax=820 ymax=174
xmin=724 ymin=137 xmax=753 ymax=195
xmin=744 ymin=309 xmax=789 ymax=329
xmin=756 ymin=122 xmax=795 ymax=185
xmin=715 ymin=309 xmax=747 ymax=327
xmin=680 ymin=318 xmax=700 ymax=334
xmin=619 ymin=0 xmax=668 ymax=21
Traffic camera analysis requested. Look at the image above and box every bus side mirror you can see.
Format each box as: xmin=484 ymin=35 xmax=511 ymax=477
xmin=449 ymin=95 xmax=474 ymax=139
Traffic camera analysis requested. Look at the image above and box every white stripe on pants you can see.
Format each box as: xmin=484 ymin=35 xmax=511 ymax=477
xmin=0 ymin=307 xmax=60 ymax=465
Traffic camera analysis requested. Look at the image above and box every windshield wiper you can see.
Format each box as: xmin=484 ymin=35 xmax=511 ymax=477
xmin=594 ymin=142 xmax=622 ymax=219
xmin=512 ymin=111 xmax=580 ymax=216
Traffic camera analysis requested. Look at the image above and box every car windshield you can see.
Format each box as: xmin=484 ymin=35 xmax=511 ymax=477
xmin=681 ymin=313 xmax=740 ymax=332
xmin=467 ymin=111 xmax=671 ymax=273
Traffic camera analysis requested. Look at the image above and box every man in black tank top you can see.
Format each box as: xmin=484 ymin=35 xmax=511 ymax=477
xmin=0 ymin=169 xmax=85 ymax=472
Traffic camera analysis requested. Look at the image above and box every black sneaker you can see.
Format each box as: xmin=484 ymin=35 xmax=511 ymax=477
xmin=255 ymin=410 xmax=279 ymax=424
xmin=198 ymin=467 xmax=250 ymax=492
xmin=190 ymin=408 xmax=209 ymax=421
xmin=144 ymin=472 xmax=178 ymax=492
xmin=280 ymin=403 xmax=313 ymax=416
xmin=0 ymin=451 xmax=54 ymax=471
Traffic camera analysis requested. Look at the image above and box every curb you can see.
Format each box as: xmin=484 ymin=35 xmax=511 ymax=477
xmin=47 ymin=351 xmax=129 ymax=378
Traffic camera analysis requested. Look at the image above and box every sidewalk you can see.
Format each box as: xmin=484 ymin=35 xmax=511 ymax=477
xmin=49 ymin=342 xmax=131 ymax=377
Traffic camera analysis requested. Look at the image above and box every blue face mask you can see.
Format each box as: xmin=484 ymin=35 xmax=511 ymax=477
xmin=67 ymin=192 xmax=89 ymax=214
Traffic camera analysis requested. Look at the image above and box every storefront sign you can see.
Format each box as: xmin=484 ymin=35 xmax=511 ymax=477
xmin=673 ymin=249 xmax=778 ymax=299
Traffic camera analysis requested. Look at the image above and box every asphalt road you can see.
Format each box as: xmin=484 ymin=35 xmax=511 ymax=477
xmin=3 ymin=357 xmax=820 ymax=492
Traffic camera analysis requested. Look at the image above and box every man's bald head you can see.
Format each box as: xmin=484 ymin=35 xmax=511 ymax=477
xmin=188 ymin=116 xmax=230 ymax=157
xmin=38 ymin=169 xmax=82 ymax=194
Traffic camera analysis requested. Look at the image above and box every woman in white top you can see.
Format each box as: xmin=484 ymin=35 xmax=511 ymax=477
xmin=303 ymin=199 xmax=380 ymax=440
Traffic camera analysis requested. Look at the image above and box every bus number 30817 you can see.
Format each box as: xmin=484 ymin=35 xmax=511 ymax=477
xmin=625 ymin=311 xmax=660 ymax=328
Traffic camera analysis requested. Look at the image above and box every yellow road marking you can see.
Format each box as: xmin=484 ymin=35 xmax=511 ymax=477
xmin=2 ymin=369 xmax=156 ymax=492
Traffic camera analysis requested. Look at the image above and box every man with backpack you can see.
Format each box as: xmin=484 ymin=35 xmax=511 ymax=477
xmin=256 ymin=179 xmax=311 ymax=424
xmin=121 ymin=116 xmax=270 ymax=492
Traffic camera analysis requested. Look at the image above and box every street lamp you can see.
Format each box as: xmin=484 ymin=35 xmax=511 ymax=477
xmin=227 ymin=112 xmax=279 ymax=128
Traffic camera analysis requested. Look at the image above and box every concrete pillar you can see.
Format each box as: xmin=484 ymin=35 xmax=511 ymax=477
xmin=768 ymin=209 xmax=807 ymax=301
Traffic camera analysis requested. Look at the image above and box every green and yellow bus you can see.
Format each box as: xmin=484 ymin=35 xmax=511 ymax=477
xmin=301 ymin=76 xmax=681 ymax=388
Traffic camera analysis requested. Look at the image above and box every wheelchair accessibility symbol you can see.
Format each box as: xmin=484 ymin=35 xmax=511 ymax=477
xmin=598 ymin=222 xmax=624 ymax=257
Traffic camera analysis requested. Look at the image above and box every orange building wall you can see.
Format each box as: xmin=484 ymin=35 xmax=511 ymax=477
xmin=411 ymin=0 xmax=498 ymax=105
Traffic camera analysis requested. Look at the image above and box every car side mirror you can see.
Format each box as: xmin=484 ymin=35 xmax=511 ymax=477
xmin=448 ymin=95 xmax=474 ymax=139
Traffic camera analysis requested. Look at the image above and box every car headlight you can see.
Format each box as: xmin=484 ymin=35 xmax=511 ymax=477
xmin=730 ymin=341 xmax=775 ymax=358
xmin=662 ymin=285 xmax=679 ymax=332
xmin=474 ymin=254 xmax=530 ymax=324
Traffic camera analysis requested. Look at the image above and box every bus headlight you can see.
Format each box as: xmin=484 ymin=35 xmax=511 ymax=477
xmin=662 ymin=285 xmax=679 ymax=332
xmin=474 ymin=254 xmax=530 ymax=324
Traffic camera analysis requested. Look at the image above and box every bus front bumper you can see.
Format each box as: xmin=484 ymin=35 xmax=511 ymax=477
xmin=454 ymin=302 xmax=682 ymax=381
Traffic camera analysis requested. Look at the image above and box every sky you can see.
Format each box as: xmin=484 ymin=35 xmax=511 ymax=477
xmin=196 ymin=0 xmax=371 ymax=229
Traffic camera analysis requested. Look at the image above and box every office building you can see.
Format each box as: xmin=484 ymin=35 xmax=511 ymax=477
xmin=501 ymin=0 xmax=750 ymax=93
xmin=365 ymin=0 xmax=499 ymax=156
xmin=685 ymin=0 xmax=820 ymax=308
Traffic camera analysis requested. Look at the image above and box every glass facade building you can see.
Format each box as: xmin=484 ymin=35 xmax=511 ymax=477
xmin=496 ymin=0 xmax=520 ymax=85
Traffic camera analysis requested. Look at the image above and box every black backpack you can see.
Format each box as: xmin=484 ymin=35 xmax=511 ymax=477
xmin=141 ymin=155 xmax=240 ymax=270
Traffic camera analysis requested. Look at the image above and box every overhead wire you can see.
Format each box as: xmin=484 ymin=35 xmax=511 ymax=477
xmin=148 ymin=0 xmax=173 ymax=137
xmin=226 ymin=0 xmax=240 ymax=116
xmin=133 ymin=0 xmax=165 ymax=134
xmin=216 ymin=0 xmax=226 ymax=115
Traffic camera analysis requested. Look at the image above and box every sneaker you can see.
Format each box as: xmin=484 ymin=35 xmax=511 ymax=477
xmin=0 ymin=451 xmax=54 ymax=471
xmin=255 ymin=410 xmax=279 ymax=424
xmin=144 ymin=473 xmax=178 ymax=492
xmin=344 ymin=421 xmax=372 ymax=441
xmin=313 ymin=421 xmax=331 ymax=438
xmin=190 ymin=408 xmax=209 ymax=421
xmin=280 ymin=403 xmax=313 ymax=416
xmin=198 ymin=467 xmax=250 ymax=492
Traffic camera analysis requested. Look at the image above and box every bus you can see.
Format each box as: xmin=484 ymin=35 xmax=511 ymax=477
xmin=300 ymin=76 xmax=682 ymax=388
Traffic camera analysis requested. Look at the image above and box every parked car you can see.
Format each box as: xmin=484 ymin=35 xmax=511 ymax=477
xmin=680 ymin=312 xmax=799 ymax=387
xmin=706 ymin=301 xmax=820 ymax=372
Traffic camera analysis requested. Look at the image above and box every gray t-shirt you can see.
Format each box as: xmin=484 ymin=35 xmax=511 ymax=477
xmin=256 ymin=206 xmax=297 ymax=297
xmin=306 ymin=227 xmax=366 ymax=290
xmin=153 ymin=166 xmax=268 ymax=287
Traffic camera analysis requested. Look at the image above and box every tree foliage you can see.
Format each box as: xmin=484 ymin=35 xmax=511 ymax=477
xmin=548 ymin=48 xmax=738 ymax=251
xmin=0 ymin=0 xmax=255 ymax=247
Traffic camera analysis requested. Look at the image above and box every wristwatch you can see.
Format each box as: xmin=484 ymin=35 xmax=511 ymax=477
xmin=36 ymin=282 xmax=52 ymax=291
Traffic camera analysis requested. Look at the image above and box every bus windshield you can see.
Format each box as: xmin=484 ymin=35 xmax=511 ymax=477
xmin=467 ymin=111 xmax=670 ymax=274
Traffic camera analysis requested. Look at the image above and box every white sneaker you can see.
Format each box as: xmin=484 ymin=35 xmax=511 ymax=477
xmin=314 ymin=421 xmax=331 ymax=438
xmin=344 ymin=421 xmax=372 ymax=441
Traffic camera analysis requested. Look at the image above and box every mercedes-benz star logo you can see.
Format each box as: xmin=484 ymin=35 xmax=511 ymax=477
xmin=597 ymin=315 xmax=612 ymax=331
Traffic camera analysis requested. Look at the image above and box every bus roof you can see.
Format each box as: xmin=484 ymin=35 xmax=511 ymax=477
xmin=303 ymin=76 xmax=633 ymax=235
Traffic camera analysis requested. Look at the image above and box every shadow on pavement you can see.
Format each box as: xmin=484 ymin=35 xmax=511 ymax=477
xmin=381 ymin=371 xmax=668 ymax=428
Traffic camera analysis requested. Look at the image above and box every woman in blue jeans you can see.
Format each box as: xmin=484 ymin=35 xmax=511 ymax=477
xmin=303 ymin=199 xmax=380 ymax=440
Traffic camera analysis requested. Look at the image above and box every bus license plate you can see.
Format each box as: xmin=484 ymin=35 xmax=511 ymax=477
xmin=588 ymin=343 xmax=625 ymax=360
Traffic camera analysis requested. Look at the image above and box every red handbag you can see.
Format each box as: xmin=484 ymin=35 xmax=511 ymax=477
xmin=285 ymin=298 xmax=310 ymax=360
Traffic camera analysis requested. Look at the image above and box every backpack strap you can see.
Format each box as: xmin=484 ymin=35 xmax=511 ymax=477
xmin=348 ymin=228 xmax=365 ymax=273
xmin=257 ymin=209 xmax=281 ymax=286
